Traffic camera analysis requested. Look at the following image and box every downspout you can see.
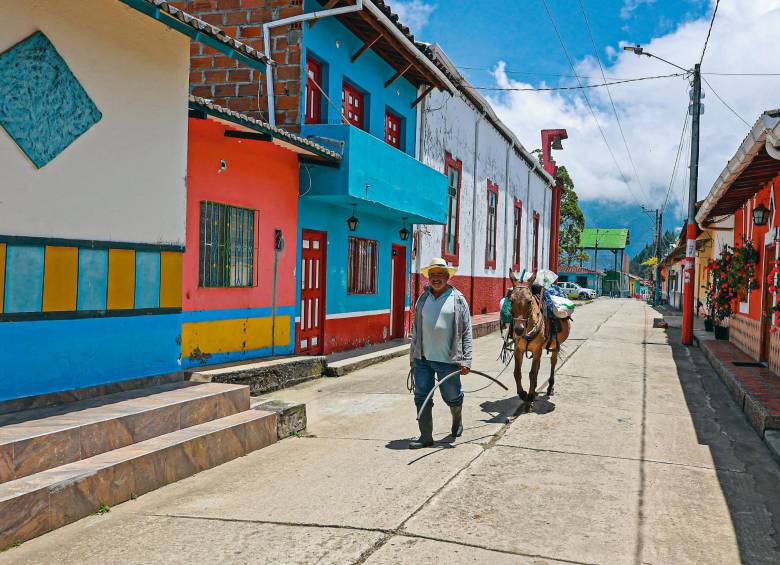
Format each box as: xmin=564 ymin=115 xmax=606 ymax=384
xmin=502 ymin=142 xmax=513 ymax=285
xmin=413 ymin=86 xmax=428 ymax=320
xmin=525 ymin=167 xmax=532 ymax=272
xmin=469 ymin=113 xmax=484 ymax=312
xmin=263 ymin=0 xmax=364 ymax=126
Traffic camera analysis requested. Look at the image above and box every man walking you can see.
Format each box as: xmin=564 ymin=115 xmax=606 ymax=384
xmin=409 ymin=257 xmax=473 ymax=449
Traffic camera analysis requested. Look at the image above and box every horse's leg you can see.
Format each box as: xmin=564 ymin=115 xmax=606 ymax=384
xmin=547 ymin=348 xmax=558 ymax=396
xmin=513 ymin=348 xmax=527 ymax=400
xmin=527 ymin=351 xmax=542 ymax=403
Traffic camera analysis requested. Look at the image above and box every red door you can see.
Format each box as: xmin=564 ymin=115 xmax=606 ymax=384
xmin=391 ymin=244 xmax=407 ymax=339
xmin=385 ymin=111 xmax=401 ymax=149
xmin=305 ymin=58 xmax=322 ymax=125
xmin=342 ymin=82 xmax=364 ymax=129
xmin=299 ymin=230 xmax=326 ymax=354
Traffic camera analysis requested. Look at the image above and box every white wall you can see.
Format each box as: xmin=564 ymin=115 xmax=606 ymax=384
xmin=0 ymin=0 xmax=190 ymax=245
xmin=415 ymin=87 xmax=553 ymax=279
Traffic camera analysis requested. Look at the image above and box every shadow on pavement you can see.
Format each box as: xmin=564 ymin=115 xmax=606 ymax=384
xmin=662 ymin=320 xmax=780 ymax=564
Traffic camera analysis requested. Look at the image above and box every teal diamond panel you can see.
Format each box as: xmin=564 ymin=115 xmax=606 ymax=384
xmin=0 ymin=32 xmax=102 ymax=168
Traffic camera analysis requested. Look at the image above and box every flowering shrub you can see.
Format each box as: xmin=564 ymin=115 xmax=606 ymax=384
xmin=767 ymin=263 xmax=780 ymax=333
xmin=704 ymin=239 xmax=759 ymax=325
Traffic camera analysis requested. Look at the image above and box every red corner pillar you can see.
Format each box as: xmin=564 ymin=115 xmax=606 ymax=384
xmin=541 ymin=129 xmax=568 ymax=273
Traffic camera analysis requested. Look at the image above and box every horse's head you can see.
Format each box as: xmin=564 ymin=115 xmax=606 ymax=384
xmin=508 ymin=269 xmax=537 ymax=337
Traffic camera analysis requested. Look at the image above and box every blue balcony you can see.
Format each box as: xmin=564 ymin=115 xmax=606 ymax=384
xmin=300 ymin=124 xmax=448 ymax=225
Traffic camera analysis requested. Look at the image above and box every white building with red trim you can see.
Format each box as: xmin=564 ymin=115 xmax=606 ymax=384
xmin=412 ymin=45 xmax=563 ymax=314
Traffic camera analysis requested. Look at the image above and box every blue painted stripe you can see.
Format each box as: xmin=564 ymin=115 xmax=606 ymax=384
xmin=181 ymin=305 xmax=296 ymax=323
xmin=4 ymin=246 xmax=44 ymax=313
xmin=77 ymin=248 xmax=108 ymax=311
xmin=0 ymin=313 xmax=181 ymax=401
xmin=134 ymin=251 xmax=160 ymax=309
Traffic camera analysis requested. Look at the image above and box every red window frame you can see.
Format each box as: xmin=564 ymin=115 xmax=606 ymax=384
xmin=305 ymin=57 xmax=323 ymax=125
xmin=347 ymin=236 xmax=378 ymax=294
xmin=512 ymin=199 xmax=523 ymax=271
xmin=342 ymin=81 xmax=364 ymax=129
xmin=385 ymin=110 xmax=402 ymax=149
xmin=441 ymin=151 xmax=462 ymax=265
xmin=532 ymin=211 xmax=540 ymax=271
xmin=485 ymin=180 xmax=499 ymax=269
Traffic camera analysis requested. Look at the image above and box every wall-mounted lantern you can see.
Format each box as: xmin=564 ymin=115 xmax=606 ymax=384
xmin=346 ymin=204 xmax=359 ymax=232
xmin=399 ymin=217 xmax=410 ymax=241
xmin=753 ymin=203 xmax=770 ymax=226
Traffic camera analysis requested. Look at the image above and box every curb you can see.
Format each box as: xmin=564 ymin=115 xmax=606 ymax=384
xmin=693 ymin=335 xmax=780 ymax=465
xmin=325 ymin=344 xmax=410 ymax=377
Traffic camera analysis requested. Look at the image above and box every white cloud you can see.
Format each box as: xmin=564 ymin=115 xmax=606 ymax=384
xmin=384 ymin=0 xmax=436 ymax=35
xmin=620 ymin=0 xmax=657 ymax=21
xmin=485 ymin=0 xmax=780 ymax=219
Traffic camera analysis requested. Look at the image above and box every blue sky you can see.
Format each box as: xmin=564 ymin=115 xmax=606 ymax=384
xmin=387 ymin=1 xmax=780 ymax=256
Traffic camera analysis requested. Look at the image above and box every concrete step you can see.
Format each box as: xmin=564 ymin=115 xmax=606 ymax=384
xmin=325 ymin=343 xmax=410 ymax=377
xmin=0 ymin=382 xmax=249 ymax=484
xmin=188 ymin=356 xmax=326 ymax=395
xmin=0 ymin=409 xmax=277 ymax=549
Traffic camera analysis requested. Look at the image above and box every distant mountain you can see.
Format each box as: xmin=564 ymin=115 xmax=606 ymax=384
xmin=579 ymin=200 xmax=684 ymax=258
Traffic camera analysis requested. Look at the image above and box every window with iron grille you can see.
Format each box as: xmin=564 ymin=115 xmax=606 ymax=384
xmin=485 ymin=180 xmax=498 ymax=269
xmin=348 ymin=236 xmax=378 ymax=294
xmin=199 ymin=201 xmax=256 ymax=288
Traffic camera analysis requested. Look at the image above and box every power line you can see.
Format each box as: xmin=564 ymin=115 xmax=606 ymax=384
xmin=458 ymin=66 xmax=780 ymax=79
xmin=578 ymin=0 xmax=649 ymax=204
xmin=704 ymin=72 xmax=780 ymax=76
xmin=702 ymin=76 xmax=752 ymax=127
xmin=661 ymin=106 xmax=690 ymax=215
xmin=699 ymin=0 xmax=720 ymax=66
xmin=463 ymin=73 xmax=683 ymax=92
xmin=539 ymin=0 xmax=648 ymax=208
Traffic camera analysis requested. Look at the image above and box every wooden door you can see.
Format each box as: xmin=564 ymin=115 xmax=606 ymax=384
xmin=305 ymin=58 xmax=322 ymax=125
xmin=391 ymin=244 xmax=407 ymax=339
xmin=342 ymin=82 xmax=364 ymax=129
xmin=761 ymin=244 xmax=774 ymax=361
xmin=299 ymin=230 xmax=326 ymax=354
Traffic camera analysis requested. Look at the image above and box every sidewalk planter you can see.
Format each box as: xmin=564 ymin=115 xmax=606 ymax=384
xmin=715 ymin=325 xmax=730 ymax=340
xmin=704 ymin=318 xmax=714 ymax=332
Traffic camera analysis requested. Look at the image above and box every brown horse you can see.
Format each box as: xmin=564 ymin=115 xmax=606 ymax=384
xmin=508 ymin=269 xmax=570 ymax=402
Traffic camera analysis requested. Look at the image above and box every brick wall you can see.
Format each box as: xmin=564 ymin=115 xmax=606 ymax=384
xmin=183 ymin=0 xmax=303 ymax=129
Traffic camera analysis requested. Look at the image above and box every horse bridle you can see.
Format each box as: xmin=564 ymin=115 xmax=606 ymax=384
xmin=512 ymin=292 xmax=543 ymax=342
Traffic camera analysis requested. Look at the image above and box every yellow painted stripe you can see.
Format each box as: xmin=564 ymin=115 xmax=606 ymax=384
xmin=107 ymin=249 xmax=135 ymax=310
xmin=181 ymin=315 xmax=291 ymax=358
xmin=42 ymin=246 xmax=79 ymax=312
xmin=0 ymin=243 xmax=5 ymax=314
xmin=159 ymin=251 xmax=182 ymax=308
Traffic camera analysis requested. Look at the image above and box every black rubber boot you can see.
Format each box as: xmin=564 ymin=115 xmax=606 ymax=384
xmin=450 ymin=404 xmax=463 ymax=437
xmin=409 ymin=404 xmax=434 ymax=449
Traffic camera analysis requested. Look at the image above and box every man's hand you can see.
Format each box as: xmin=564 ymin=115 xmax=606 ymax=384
xmin=460 ymin=366 xmax=470 ymax=375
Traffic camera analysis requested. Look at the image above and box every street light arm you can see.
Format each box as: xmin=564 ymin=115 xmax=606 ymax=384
xmin=622 ymin=45 xmax=690 ymax=73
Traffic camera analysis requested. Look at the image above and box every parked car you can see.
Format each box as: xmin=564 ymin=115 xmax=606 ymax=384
xmin=557 ymin=281 xmax=597 ymax=300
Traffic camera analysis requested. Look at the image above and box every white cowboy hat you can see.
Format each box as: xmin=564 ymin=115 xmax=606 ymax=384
xmin=421 ymin=257 xmax=457 ymax=278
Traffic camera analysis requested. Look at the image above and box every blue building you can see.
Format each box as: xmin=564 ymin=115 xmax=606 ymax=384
xmin=296 ymin=3 xmax=451 ymax=353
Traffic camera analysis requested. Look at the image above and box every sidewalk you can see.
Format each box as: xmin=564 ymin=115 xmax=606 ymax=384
xmin=660 ymin=308 xmax=780 ymax=462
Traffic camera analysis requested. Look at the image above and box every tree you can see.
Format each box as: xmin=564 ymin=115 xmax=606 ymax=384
xmin=629 ymin=230 xmax=676 ymax=278
xmin=556 ymin=166 xmax=586 ymax=265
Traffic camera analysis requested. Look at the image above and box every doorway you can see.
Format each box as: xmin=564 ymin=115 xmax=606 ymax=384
xmin=761 ymin=244 xmax=774 ymax=362
xmin=390 ymin=244 xmax=407 ymax=339
xmin=299 ymin=230 xmax=326 ymax=354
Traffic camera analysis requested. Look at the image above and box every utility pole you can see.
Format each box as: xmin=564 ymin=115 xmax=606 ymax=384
xmin=641 ymin=205 xmax=663 ymax=306
xmin=654 ymin=209 xmax=663 ymax=306
xmin=624 ymin=45 xmax=702 ymax=344
xmin=682 ymin=64 xmax=702 ymax=345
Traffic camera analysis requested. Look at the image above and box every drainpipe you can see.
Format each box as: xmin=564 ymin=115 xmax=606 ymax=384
xmin=525 ymin=167 xmax=531 ymax=272
xmin=469 ymin=113 xmax=484 ymax=311
xmin=263 ymin=1 xmax=364 ymax=126
xmin=502 ymin=142 xmax=513 ymax=286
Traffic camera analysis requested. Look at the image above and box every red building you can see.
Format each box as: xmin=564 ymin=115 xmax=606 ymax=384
xmin=181 ymin=97 xmax=340 ymax=367
xmin=696 ymin=110 xmax=780 ymax=370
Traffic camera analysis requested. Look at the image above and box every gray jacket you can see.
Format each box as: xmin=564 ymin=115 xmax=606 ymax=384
xmin=410 ymin=286 xmax=473 ymax=368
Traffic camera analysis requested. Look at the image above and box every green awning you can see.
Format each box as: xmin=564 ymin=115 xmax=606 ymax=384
xmin=579 ymin=228 xmax=629 ymax=250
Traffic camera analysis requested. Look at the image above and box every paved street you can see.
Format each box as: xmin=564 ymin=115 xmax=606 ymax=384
xmin=3 ymin=299 xmax=780 ymax=564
